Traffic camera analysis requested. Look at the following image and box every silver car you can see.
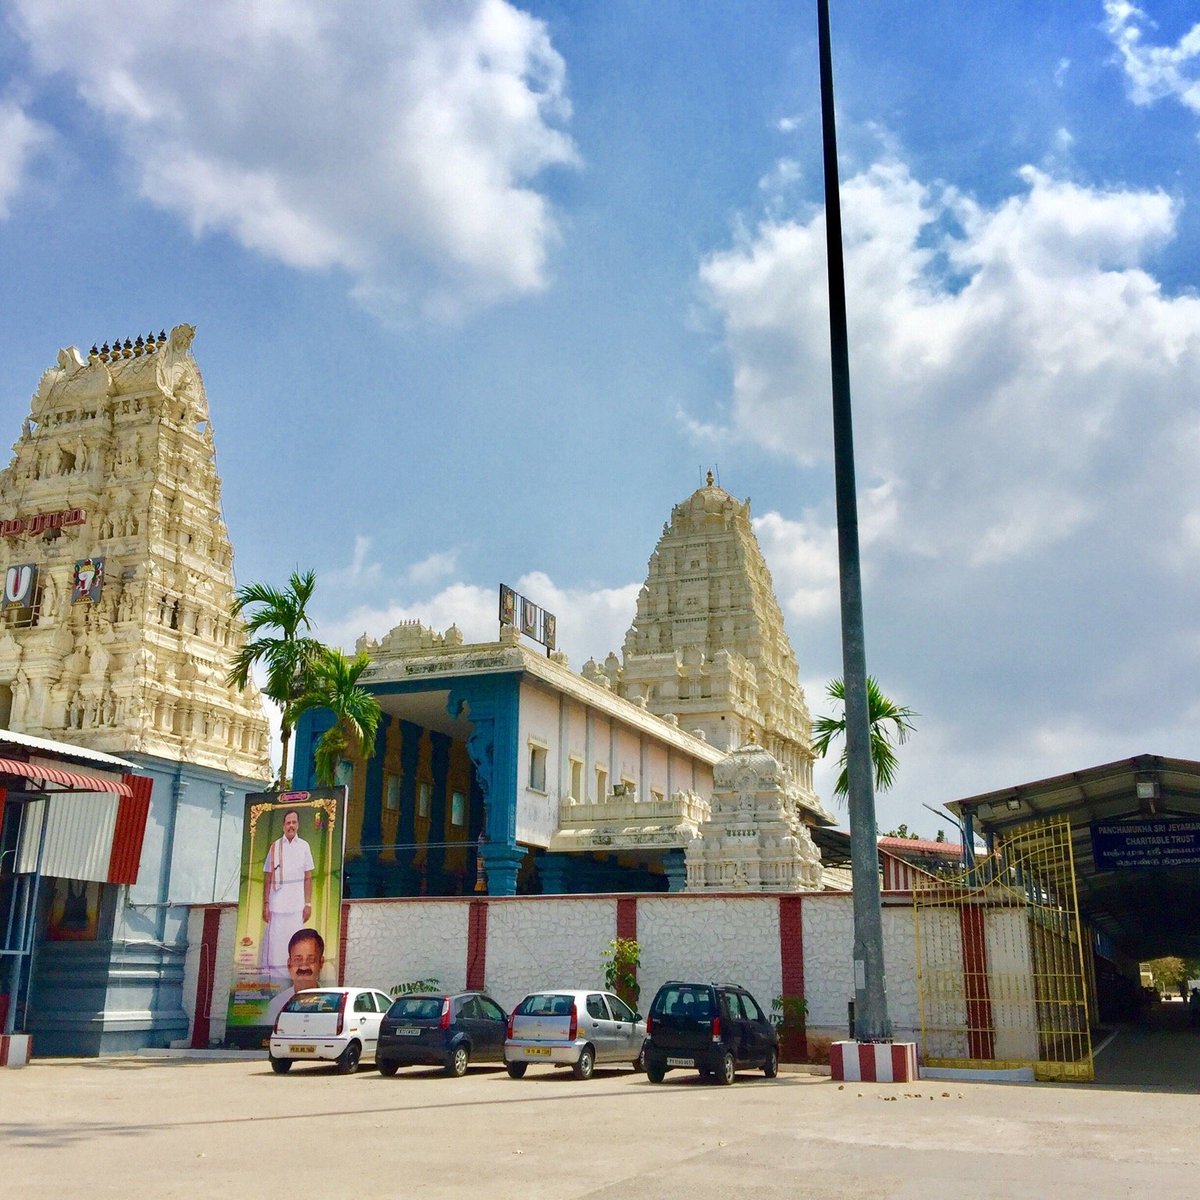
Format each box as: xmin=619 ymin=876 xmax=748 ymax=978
xmin=504 ymin=989 xmax=646 ymax=1080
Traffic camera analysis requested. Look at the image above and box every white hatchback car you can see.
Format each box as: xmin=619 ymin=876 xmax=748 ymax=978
xmin=269 ymin=986 xmax=393 ymax=1074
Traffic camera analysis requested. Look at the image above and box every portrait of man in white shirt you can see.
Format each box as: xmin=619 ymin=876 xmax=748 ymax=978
xmin=261 ymin=809 xmax=314 ymax=979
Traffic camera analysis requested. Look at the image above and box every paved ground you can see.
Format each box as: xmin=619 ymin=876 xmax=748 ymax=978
xmin=3 ymin=1042 xmax=1198 ymax=1200
xmin=1093 ymin=1000 xmax=1200 ymax=1089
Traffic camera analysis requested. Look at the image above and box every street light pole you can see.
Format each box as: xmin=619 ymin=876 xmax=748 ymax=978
xmin=816 ymin=0 xmax=892 ymax=1042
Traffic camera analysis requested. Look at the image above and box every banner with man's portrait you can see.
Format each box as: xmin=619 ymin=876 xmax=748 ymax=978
xmin=225 ymin=787 xmax=346 ymax=1048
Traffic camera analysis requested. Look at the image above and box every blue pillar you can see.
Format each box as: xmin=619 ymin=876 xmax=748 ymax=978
xmin=663 ymin=849 xmax=687 ymax=893
xmin=448 ymin=674 xmax=523 ymax=895
xmin=358 ymin=713 xmax=391 ymax=896
xmin=388 ymin=720 xmax=422 ymax=896
xmin=425 ymin=733 xmax=451 ymax=893
xmin=538 ymin=853 xmax=574 ymax=895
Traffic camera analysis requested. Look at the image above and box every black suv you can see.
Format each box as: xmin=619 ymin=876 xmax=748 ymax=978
xmin=644 ymin=981 xmax=779 ymax=1085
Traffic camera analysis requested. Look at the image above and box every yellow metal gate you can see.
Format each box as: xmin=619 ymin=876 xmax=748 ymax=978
xmin=913 ymin=816 xmax=1094 ymax=1081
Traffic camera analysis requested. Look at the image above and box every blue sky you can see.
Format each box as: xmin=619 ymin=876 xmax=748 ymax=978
xmin=3 ymin=0 xmax=1200 ymax=840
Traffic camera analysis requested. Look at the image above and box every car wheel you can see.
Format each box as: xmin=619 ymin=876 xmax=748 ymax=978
xmin=378 ymin=1060 xmax=399 ymax=1078
xmin=270 ymin=1057 xmax=292 ymax=1075
xmin=632 ymin=1041 xmax=647 ymax=1072
xmin=335 ymin=1041 xmax=361 ymax=1074
xmin=506 ymin=1061 xmax=528 ymax=1079
xmin=572 ymin=1046 xmax=595 ymax=1080
xmin=763 ymin=1047 xmax=779 ymax=1079
xmin=447 ymin=1044 xmax=470 ymax=1077
xmin=646 ymin=1061 xmax=666 ymax=1084
xmin=716 ymin=1051 xmax=735 ymax=1085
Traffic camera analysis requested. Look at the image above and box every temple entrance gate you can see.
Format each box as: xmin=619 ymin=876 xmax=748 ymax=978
xmin=912 ymin=816 xmax=1094 ymax=1081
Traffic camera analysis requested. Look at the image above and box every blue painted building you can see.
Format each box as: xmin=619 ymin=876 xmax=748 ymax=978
xmin=293 ymin=622 xmax=723 ymax=897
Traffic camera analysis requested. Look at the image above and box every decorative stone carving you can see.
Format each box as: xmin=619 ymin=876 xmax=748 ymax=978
xmin=685 ymin=741 xmax=825 ymax=892
xmin=0 ymin=327 xmax=270 ymax=779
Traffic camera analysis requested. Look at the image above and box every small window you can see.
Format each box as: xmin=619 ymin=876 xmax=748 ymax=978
xmin=418 ymin=781 xmax=431 ymax=818
xmin=595 ymin=766 xmax=608 ymax=800
xmin=478 ymin=997 xmax=506 ymax=1023
xmin=741 ymin=992 xmax=766 ymax=1022
xmin=354 ymin=992 xmax=375 ymax=1013
xmin=569 ymin=758 xmax=583 ymax=802
xmin=607 ymin=994 xmax=636 ymax=1022
xmin=450 ymin=790 xmax=466 ymax=826
xmin=458 ymin=996 xmax=481 ymax=1020
xmin=586 ymin=994 xmax=609 ymax=1020
xmin=528 ymin=745 xmax=547 ymax=792
xmin=385 ymin=773 xmax=401 ymax=811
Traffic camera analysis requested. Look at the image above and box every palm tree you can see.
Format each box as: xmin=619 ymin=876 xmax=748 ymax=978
xmin=288 ymin=647 xmax=382 ymax=787
xmin=811 ymin=676 xmax=917 ymax=799
xmin=226 ymin=569 xmax=321 ymax=788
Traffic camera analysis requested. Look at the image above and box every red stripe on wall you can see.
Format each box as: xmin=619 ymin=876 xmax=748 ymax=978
xmin=616 ymin=897 xmax=638 ymax=943
xmin=778 ymin=895 xmax=807 ymax=1060
xmin=960 ymin=904 xmax=994 ymax=1059
xmin=338 ymin=901 xmax=350 ymax=986
xmin=191 ymin=907 xmax=222 ymax=1049
xmin=891 ymin=1043 xmax=908 ymax=1081
xmin=107 ymin=774 xmax=153 ymax=884
xmin=466 ymin=900 xmax=489 ymax=991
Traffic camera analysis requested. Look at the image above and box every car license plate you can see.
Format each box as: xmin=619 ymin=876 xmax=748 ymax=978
xmin=666 ymin=1056 xmax=695 ymax=1067
xmin=525 ymin=1047 xmax=552 ymax=1057
xmin=397 ymin=1027 xmax=421 ymax=1037
xmin=289 ymin=1045 xmax=315 ymax=1055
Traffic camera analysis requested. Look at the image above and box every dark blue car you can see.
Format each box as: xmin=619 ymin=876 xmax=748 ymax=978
xmin=377 ymin=991 xmax=508 ymax=1077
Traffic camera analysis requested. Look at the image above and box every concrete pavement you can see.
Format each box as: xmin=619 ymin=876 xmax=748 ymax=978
xmin=1 ymin=1054 xmax=1196 ymax=1199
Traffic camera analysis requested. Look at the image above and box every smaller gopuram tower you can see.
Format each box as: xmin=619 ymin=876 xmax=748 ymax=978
xmin=586 ymin=475 xmax=821 ymax=803
xmin=0 ymin=326 xmax=269 ymax=775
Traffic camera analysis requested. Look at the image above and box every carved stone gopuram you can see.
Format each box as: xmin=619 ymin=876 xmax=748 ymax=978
xmin=0 ymin=327 xmax=270 ymax=778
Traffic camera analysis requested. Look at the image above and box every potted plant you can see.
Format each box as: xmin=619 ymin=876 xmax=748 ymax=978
xmin=602 ymin=937 xmax=641 ymax=1010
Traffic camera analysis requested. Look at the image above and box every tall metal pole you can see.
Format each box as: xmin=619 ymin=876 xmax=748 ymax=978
xmin=816 ymin=0 xmax=891 ymax=1042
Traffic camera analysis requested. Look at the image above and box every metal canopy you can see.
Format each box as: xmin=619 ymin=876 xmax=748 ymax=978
xmin=945 ymin=754 xmax=1200 ymax=961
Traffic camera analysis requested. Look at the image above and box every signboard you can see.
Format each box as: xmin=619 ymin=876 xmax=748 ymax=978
xmin=499 ymin=584 xmax=556 ymax=651
xmin=1090 ymin=819 xmax=1200 ymax=870
xmin=225 ymin=787 xmax=347 ymax=1048
xmin=2 ymin=563 xmax=37 ymax=609
xmin=70 ymin=557 xmax=104 ymax=604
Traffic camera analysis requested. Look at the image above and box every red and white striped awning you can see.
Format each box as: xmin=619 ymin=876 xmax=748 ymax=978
xmin=0 ymin=757 xmax=132 ymax=795
xmin=9 ymin=772 xmax=153 ymax=885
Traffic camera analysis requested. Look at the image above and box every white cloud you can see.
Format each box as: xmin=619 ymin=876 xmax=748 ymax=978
xmin=0 ymin=99 xmax=50 ymax=218
xmin=9 ymin=0 xmax=578 ymax=316
xmin=1104 ymin=1 xmax=1200 ymax=117
xmin=699 ymin=154 xmax=1200 ymax=833
xmin=408 ymin=550 xmax=459 ymax=586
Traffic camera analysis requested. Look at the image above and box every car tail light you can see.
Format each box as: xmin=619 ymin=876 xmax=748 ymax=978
xmin=336 ymin=991 xmax=348 ymax=1036
xmin=439 ymin=998 xmax=451 ymax=1030
xmin=645 ymin=1013 xmax=654 ymax=1036
xmin=711 ymin=1016 xmax=721 ymax=1044
xmin=568 ymin=1003 xmax=578 ymax=1041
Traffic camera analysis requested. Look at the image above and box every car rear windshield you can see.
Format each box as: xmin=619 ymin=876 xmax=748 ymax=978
xmin=651 ymin=986 xmax=714 ymax=1019
xmin=284 ymin=991 xmax=343 ymax=1014
xmin=515 ymin=993 xmax=575 ymax=1017
xmin=386 ymin=996 xmax=445 ymax=1021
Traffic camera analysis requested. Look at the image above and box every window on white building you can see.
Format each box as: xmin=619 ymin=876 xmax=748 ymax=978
xmin=529 ymin=744 xmax=547 ymax=792
xmin=569 ymin=758 xmax=583 ymax=802
xmin=595 ymin=766 xmax=608 ymax=800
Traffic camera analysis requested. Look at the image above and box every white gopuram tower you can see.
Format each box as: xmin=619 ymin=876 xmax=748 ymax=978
xmin=0 ymin=326 xmax=269 ymax=775
xmin=585 ymin=475 xmax=821 ymax=803
xmin=0 ymin=326 xmax=271 ymax=1055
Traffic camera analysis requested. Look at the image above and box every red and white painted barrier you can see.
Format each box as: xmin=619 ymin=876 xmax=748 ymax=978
xmin=830 ymin=1040 xmax=917 ymax=1083
xmin=0 ymin=1033 xmax=32 ymax=1067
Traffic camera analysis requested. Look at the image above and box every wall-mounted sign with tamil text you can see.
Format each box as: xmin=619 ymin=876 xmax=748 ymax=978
xmin=0 ymin=507 xmax=86 ymax=538
xmin=1090 ymin=819 xmax=1200 ymax=870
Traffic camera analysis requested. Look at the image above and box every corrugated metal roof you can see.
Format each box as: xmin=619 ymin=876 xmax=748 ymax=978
xmin=0 ymin=727 xmax=133 ymax=769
